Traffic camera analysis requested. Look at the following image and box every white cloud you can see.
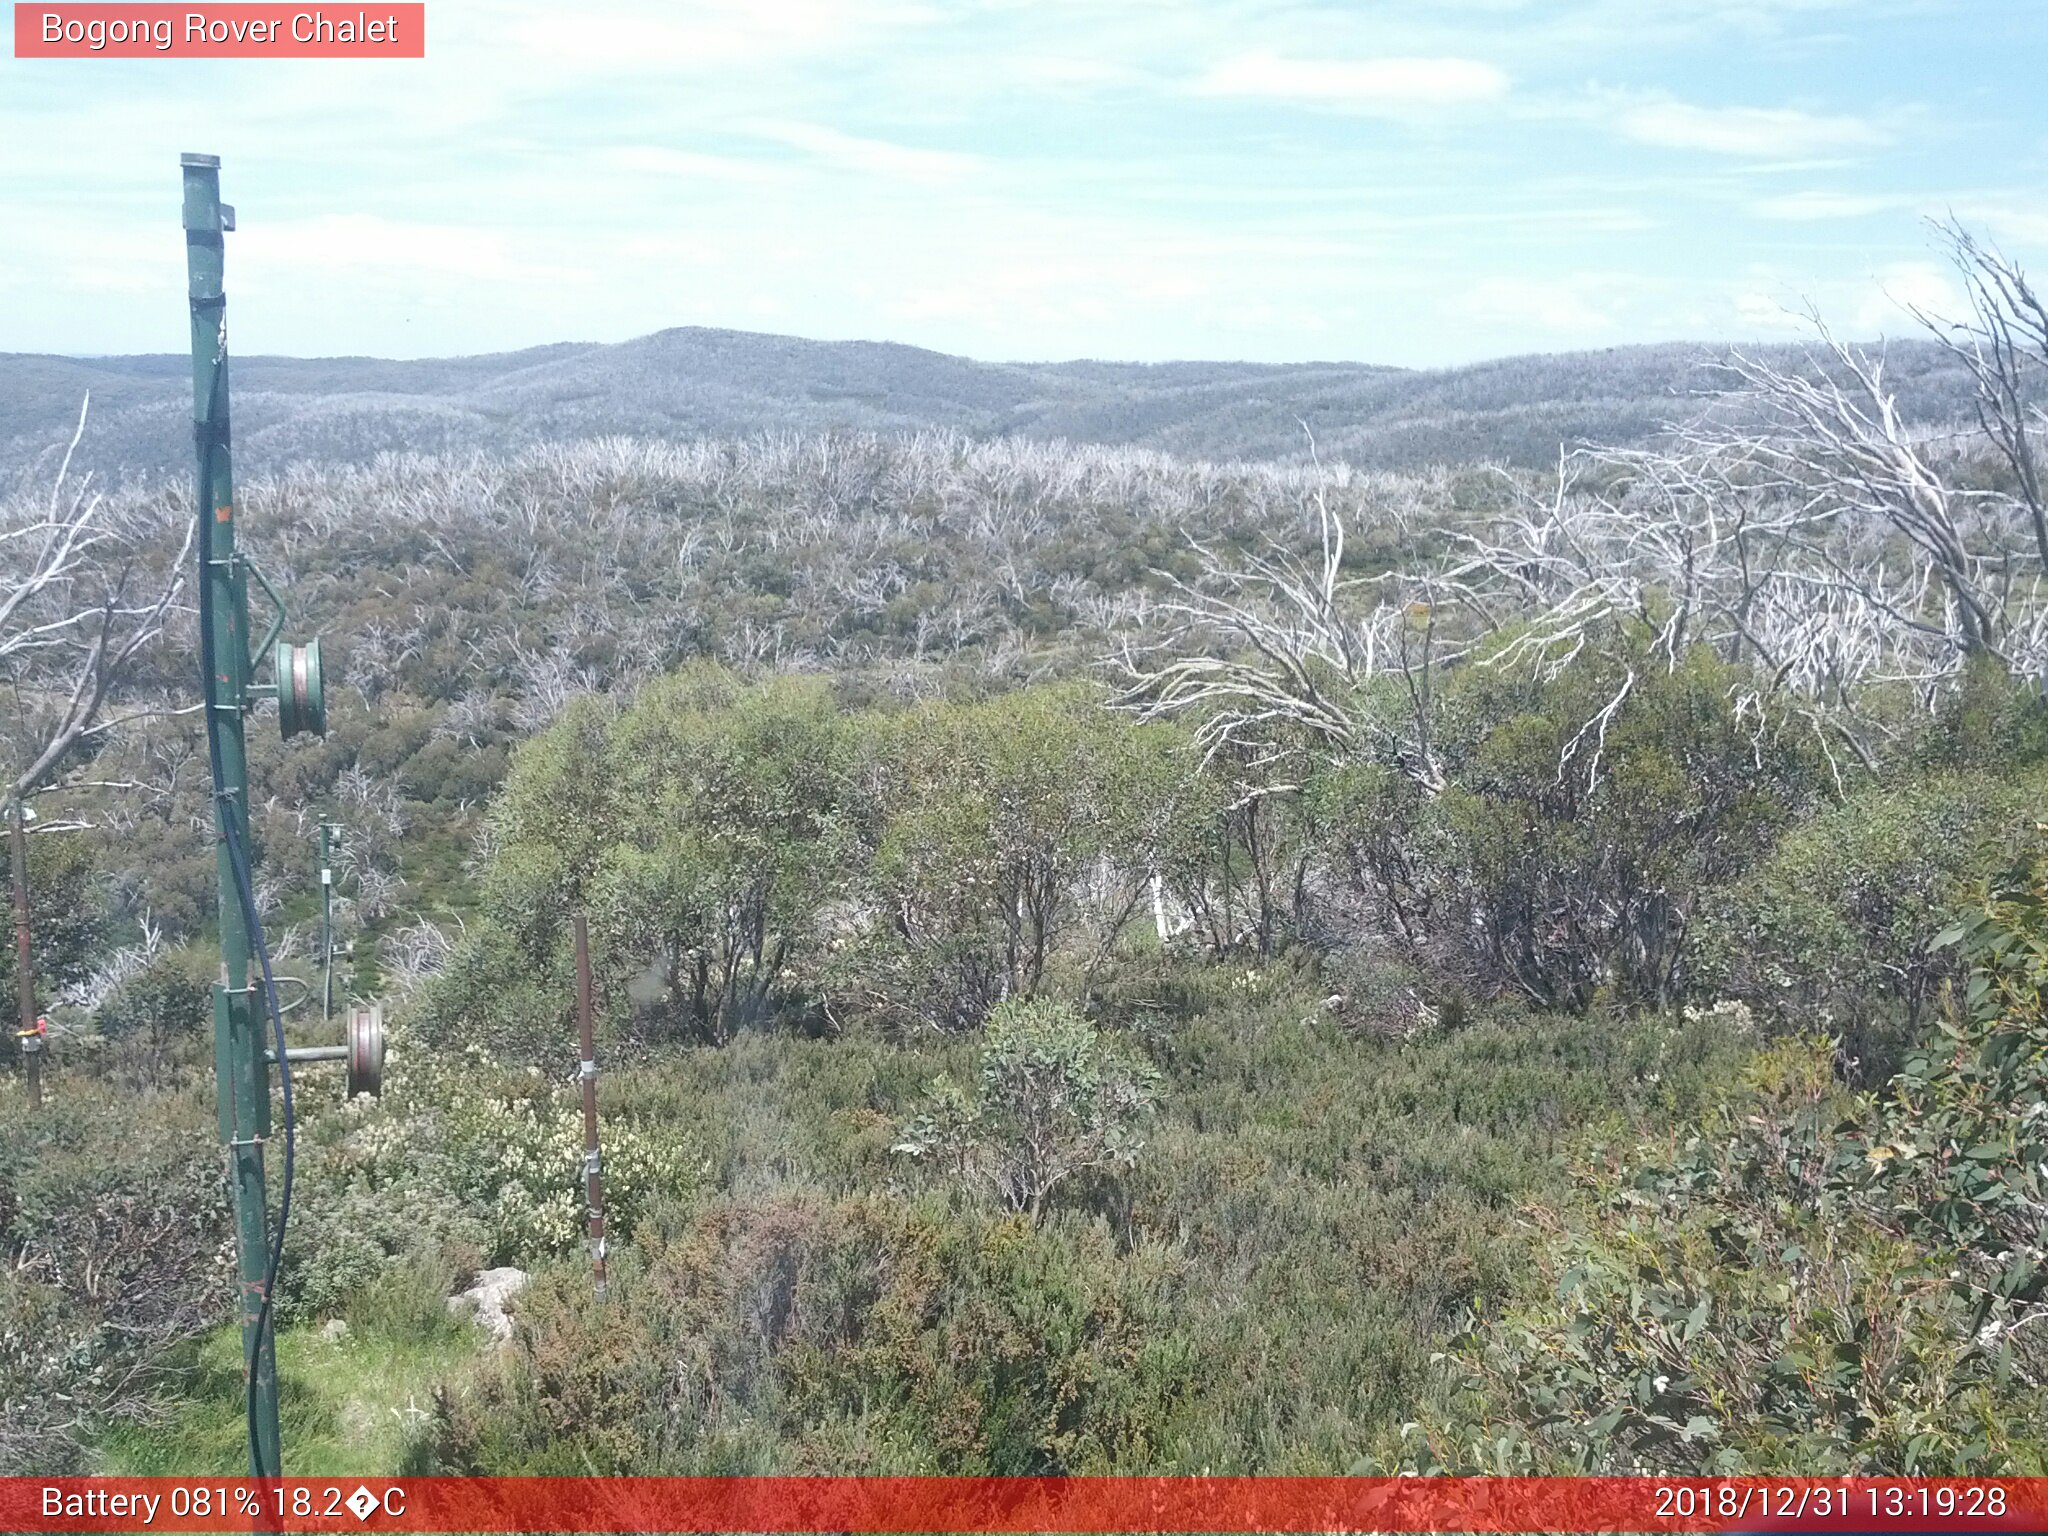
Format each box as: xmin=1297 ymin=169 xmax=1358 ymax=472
xmin=4 ymin=0 xmax=2025 ymax=366
xmin=1007 ymin=55 xmax=1145 ymax=91
xmin=1619 ymin=100 xmax=1888 ymax=157
xmin=740 ymin=120 xmax=981 ymax=183
xmin=1751 ymin=189 xmax=1904 ymax=220
xmin=234 ymin=214 xmax=577 ymax=284
xmin=1725 ymin=258 xmax=1968 ymax=341
xmin=1732 ymin=288 xmax=1813 ymax=334
xmin=20 ymin=224 xmax=174 ymax=296
xmin=1856 ymin=260 xmax=1960 ymax=331
xmin=504 ymin=0 xmax=933 ymax=71
xmin=1193 ymin=52 xmax=1508 ymax=110
xmin=1460 ymin=276 xmax=1620 ymax=335
xmin=602 ymin=146 xmax=795 ymax=185
xmin=1950 ymin=200 xmax=2048 ymax=251
xmin=885 ymin=248 xmax=1207 ymax=331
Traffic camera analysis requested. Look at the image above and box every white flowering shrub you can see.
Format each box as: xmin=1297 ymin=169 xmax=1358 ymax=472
xmin=299 ymin=1032 xmax=698 ymax=1283
xmin=1679 ymin=998 xmax=1758 ymax=1037
xmin=434 ymin=1079 xmax=696 ymax=1259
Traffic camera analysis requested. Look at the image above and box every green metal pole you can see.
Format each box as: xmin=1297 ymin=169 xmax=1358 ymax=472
xmin=183 ymin=151 xmax=282 ymax=1479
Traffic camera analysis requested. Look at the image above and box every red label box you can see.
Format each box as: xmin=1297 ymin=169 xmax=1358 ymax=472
xmin=5 ymin=1477 xmax=2048 ymax=1533
xmin=13 ymin=3 xmax=425 ymax=56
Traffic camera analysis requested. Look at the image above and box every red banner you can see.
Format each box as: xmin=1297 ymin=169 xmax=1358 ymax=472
xmin=12 ymin=4 xmax=424 ymax=57
xmin=4 ymin=1477 xmax=2048 ymax=1533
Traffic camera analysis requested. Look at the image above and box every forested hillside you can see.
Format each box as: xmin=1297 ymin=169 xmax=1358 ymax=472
xmin=0 ymin=330 xmax=1981 ymax=486
xmin=2 ymin=240 xmax=2046 ymax=1478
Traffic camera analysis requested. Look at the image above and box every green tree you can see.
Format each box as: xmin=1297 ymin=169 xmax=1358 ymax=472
xmin=1429 ymin=628 xmax=1818 ymax=1009
xmin=595 ymin=669 xmax=855 ymax=1044
xmin=0 ymin=830 xmax=106 ymax=1007
xmin=856 ymin=687 xmax=1194 ymax=1029
xmin=94 ymin=950 xmax=209 ymax=1047
xmin=460 ymin=669 xmax=858 ymax=1047
xmin=1698 ymin=767 xmax=2042 ymax=1053
xmin=1300 ymin=755 xmax=1436 ymax=947
xmin=483 ymin=693 xmax=620 ymax=964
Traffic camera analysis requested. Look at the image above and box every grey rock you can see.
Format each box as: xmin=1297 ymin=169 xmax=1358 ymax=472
xmin=447 ymin=1266 xmax=528 ymax=1344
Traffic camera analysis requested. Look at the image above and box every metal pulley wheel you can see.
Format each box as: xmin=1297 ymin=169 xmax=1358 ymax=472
xmin=276 ymin=636 xmax=326 ymax=739
xmin=345 ymin=1001 xmax=385 ymax=1098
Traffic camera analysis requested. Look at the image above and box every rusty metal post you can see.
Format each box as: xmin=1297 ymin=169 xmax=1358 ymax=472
xmin=574 ymin=913 xmax=607 ymax=1299
xmin=11 ymin=803 xmax=40 ymax=1110
xmin=319 ymin=821 xmax=336 ymax=1023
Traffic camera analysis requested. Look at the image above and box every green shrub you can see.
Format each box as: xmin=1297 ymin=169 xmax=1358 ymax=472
xmin=1698 ymin=767 xmax=2042 ymax=1067
xmin=1424 ymin=629 xmax=1819 ymax=1010
xmin=0 ymin=1080 xmax=228 ymax=1472
xmin=1290 ymin=625 xmax=1821 ymax=1010
xmin=848 ymin=687 xmax=1200 ymax=1029
xmin=276 ymin=1152 xmax=486 ymax=1329
xmin=478 ymin=668 xmax=859 ymax=1044
xmin=342 ymin=1251 xmax=469 ymax=1345
xmin=456 ymin=672 xmax=1212 ymax=1043
xmin=431 ymin=1190 xmax=1207 ymax=1476
xmin=414 ymin=955 xmax=1748 ymax=1476
xmin=428 ymin=982 xmax=1749 ymax=1477
xmin=306 ymin=1035 xmax=696 ymax=1273
xmin=1300 ymin=759 xmax=1435 ymax=950
xmin=597 ymin=671 xmax=858 ymax=1043
xmin=0 ymin=831 xmax=107 ymax=1008
xmin=1413 ymin=848 xmax=2048 ymax=1475
xmin=1897 ymin=851 xmax=2048 ymax=1318
xmin=407 ymin=915 xmax=573 ymax=1059
xmin=893 ymin=998 xmax=1161 ymax=1219
xmin=1916 ymin=650 xmax=2048 ymax=770
xmin=94 ymin=951 xmax=212 ymax=1045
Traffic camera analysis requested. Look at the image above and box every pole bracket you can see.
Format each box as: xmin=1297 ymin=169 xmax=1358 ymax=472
xmin=239 ymin=555 xmax=286 ymax=668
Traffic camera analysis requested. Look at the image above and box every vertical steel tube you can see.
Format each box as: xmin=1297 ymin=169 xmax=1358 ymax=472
xmin=183 ymin=151 xmax=281 ymax=1478
xmin=574 ymin=913 xmax=607 ymax=1299
xmin=11 ymin=804 xmax=39 ymax=1111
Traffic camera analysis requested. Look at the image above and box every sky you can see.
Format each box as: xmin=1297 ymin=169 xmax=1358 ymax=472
xmin=2 ymin=0 xmax=2045 ymax=367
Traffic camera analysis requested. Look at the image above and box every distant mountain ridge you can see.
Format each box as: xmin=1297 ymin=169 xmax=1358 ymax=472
xmin=0 ymin=326 xmax=1977 ymax=486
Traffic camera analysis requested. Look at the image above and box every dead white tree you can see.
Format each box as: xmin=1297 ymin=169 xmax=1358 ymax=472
xmin=1915 ymin=217 xmax=2048 ymax=572
xmin=1402 ymin=235 xmax=2048 ymax=768
xmin=385 ymin=912 xmax=459 ymax=995
xmin=1114 ymin=237 xmax=2048 ymax=795
xmin=1113 ymin=426 xmax=1458 ymax=792
xmin=1697 ymin=325 xmax=2014 ymax=665
xmin=0 ymin=397 xmax=194 ymax=808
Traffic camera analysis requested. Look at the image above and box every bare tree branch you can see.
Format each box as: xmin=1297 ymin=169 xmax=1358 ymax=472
xmin=0 ymin=397 xmax=195 ymax=806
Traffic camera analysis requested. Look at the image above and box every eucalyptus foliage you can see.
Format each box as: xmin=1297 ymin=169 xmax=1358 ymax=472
xmin=893 ymin=997 xmax=1161 ymax=1219
xmin=1417 ymin=850 xmax=2048 ymax=1474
